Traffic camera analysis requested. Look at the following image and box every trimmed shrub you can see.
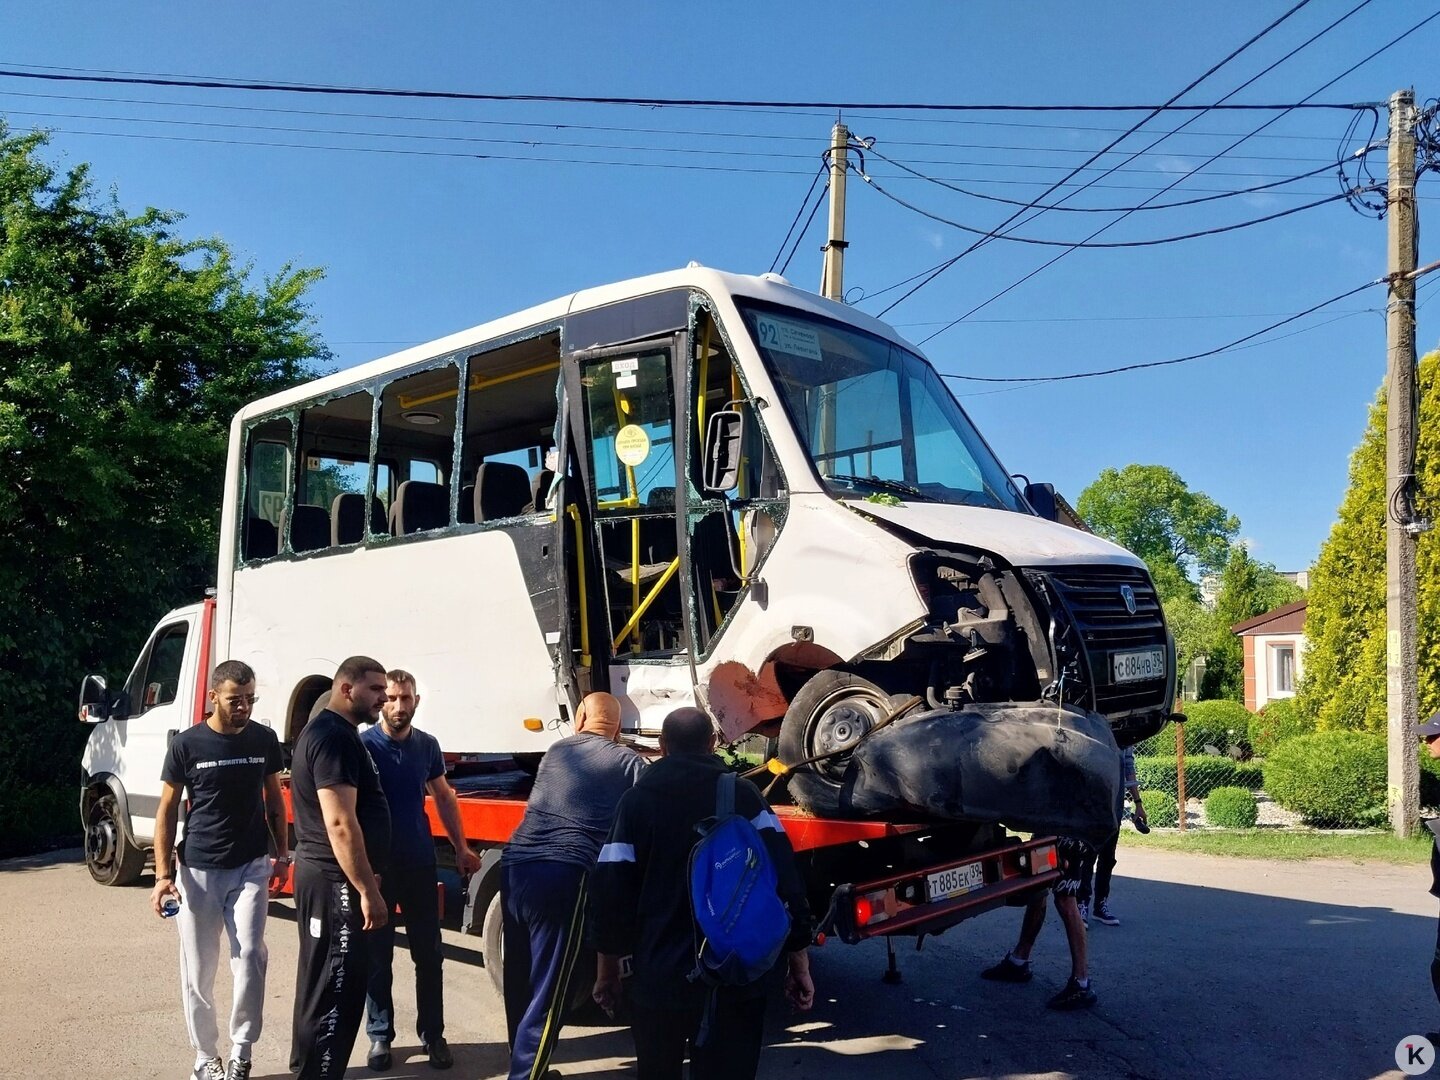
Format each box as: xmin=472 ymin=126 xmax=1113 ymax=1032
xmin=1137 ymin=700 xmax=1253 ymax=756
xmin=1140 ymin=788 xmax=1178 ymax=828
xmin=1134 ymin=721 xmax=1177 ymax=758
xmin=1176 ymin=699 xmax=1252 ymax=755
xmin=1247 ymin=698 xmax=1313 ymax=757
xmin=1263 ymin=731 xmax=1387 ymax=827
xmin=1204 ymin=786 xmax=1259 ymax=828
xmin=1133 ymin=756 xmax=1263 ymax=798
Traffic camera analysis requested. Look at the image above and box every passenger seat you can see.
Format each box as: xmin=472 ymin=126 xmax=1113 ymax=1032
xmin=331 ymin=492 xmax=386 ymax=545
xmin=282 ymin=504 xmax=331 ymax=553
xmin=391 ymin=480 xmax=450 ymax=536
xmin=475 ymin=462 xmax=531 ymax=522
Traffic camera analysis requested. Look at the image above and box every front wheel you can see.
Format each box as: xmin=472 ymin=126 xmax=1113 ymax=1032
xmin=85 ymin=791 xmax=145 ymax=886
xmin=778 ymin=670 xmax=894 ymax=817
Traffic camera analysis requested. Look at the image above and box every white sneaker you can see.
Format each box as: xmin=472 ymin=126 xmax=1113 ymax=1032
xmin=193 ymin=1060 xmax=225 ymax=1080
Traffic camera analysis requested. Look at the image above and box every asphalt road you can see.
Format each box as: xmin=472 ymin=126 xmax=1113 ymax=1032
xmin=1 ymin=846 xmax=1434 ymax=1080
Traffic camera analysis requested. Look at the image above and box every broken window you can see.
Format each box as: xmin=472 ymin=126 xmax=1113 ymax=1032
xmin=240 ymin=416 xmax=292 ymax=564
xmin=293 ymin=389 xmax=375 ymax=552
xmin=685 ymin=310 xmax=786 ymax=653
xmin=581 ymin=343 xmax=682 ymax=656
xmin=459 ymin=332 xmax=563 ymax=524
xmin=376 ymin=364 xmax=460 ymax=536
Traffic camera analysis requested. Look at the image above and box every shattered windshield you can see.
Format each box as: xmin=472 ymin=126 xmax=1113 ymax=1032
xmin=737 ymin=302 xmax=1028 ymax=512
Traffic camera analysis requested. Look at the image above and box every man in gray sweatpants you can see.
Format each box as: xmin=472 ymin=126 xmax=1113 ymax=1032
xmin=151 ymin=660 xmax=289 ymax=1080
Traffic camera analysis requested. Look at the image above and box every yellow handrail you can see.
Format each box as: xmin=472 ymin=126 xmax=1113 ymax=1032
xmin=564 ymin=504 xmax=592 ymax=668
xmin=398 ymin=360 xmax=561 ymax=410
xmin=610 ymin=557 xmax=680 ymax=652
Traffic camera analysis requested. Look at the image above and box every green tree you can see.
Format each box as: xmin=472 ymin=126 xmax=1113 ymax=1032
xmin=1297 ymin=351 xmax=1440 ymax=732
xmin=1077 ymin=464 xmax=1240 ymax=603
xmin=0 ymin=125 xmax=329 ymax=799
xmin=1203 ymin=547 xmax=1305 ymax=700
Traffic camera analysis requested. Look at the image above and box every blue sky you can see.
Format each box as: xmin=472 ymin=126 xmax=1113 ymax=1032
xmin=5 ymin=1 xmax=1437 ymax=572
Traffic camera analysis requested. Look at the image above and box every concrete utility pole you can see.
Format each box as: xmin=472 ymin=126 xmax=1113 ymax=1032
xmin=820 ymin=121 xmax=850 ymax=300
xmin=1386 ymin=88 xmax=1420 ymax=838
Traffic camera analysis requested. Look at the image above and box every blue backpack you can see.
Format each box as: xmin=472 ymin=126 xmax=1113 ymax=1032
xmin=687 ymin=772 xmax=791 ymax=990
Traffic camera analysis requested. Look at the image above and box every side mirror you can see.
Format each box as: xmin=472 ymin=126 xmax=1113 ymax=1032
xmin=78 ymin=673 xmax=109 ymax=723
xmin=1023 ymin=482 xmax=1058 ymax=522
xmin=702 ymin=409 xmax=744 ymax=494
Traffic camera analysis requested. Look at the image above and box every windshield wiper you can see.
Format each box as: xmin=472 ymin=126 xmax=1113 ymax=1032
xmin=826 ymin=474 xmax=936 ymax=502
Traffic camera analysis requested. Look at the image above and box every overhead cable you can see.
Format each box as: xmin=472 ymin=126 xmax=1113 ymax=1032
xmin=939 ymin=279 xmax=1379 ymax=384
xmin=0 ymin=63 xmax=1374 ymax=112
xmin=769 ymin=165 xmax=828 ymax=273
xmin=909 ymin=0 xmax=1429 ymax=344
xmin=863 ymin=144 xmax=1367 ymax=213
xmin=870 ymin=0 xmax=1320 ymax=315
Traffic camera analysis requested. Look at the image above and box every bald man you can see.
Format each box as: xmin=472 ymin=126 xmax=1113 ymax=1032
xmin=499 ymin=693 xmax=645 ymax=1080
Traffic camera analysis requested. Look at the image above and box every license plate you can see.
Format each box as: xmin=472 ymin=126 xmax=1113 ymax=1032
xmin=1112 ymin=647 xmax=1165 ymax=684
xmin=925 ymin=860 xmax=984 ymax=902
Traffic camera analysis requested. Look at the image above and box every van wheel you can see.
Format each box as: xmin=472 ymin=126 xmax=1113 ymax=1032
xmin=778 ymin=671 xmax=892 ymax=817
xmin=85 ymin=791 xmax=145 ymax=887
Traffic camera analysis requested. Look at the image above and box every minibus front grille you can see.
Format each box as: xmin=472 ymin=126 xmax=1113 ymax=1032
xmin=1044 ymin=566 xmax=1168 ymax=715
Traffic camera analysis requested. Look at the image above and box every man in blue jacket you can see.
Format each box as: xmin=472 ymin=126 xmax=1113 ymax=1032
xmin=588 ymin=707 xmax=814 ymax=1080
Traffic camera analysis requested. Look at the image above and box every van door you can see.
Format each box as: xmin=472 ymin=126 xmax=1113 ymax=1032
xmin=112 ymin=613 xmax=199 ymax=841
xmin=569 ymin=337 xmax=696 ymax=733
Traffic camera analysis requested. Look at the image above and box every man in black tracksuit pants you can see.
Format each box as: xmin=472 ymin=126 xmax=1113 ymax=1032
xmin=289 ymin=657 xmax=393 ymax=1079
xmin=588 ymin=707 xmax=815 ymax=1080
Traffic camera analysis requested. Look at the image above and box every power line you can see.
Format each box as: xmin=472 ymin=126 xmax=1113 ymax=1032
xmin=0 ymin=104 xmax=1351 ymax=173
xmin=0 ymin=63 xmax=1375 ymax=112
xmin=907 ymin=0 xmax=1432 ymax=344
xmin=941 ymin=279 xmax=1379 ymax=384
xmin=769 ymin=165 xmax=827 ymax=273
xmin=0 ymin=88 xmax=1352 ymax=164
xmin=862 ymin=144 xmax=1359 ymax=212
xmin=871 ymin=0 xmax=1320 ymax=316
xmin=863 ymin=179 xmax=1369 ymax=248
xmin=778 ymin=181 xmax=829 ymax=277
xmin=952 ymin=307 xmax=1375 ymax=398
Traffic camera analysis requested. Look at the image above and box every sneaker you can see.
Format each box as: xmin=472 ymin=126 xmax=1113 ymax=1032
xmin=980 ymin=954 xmax=1033 ymax=983
xmin=193 ymin=1061 xmax=225 ymax=1080
xmin=224 ymin=1060 xmax=252 ymax=1080
xmin=367 ymin=1040 xmax=392 ymax=1071
xmin=1077 ymin=900 xmax=1090 ymax=926
xmin=425 ymin=1037 xmax=454 ymax=1070
xmin=1094 ymin=900 xmax=1120 ymax=927
xmin=1047 ymin=977 xmax=1098 ymax=1010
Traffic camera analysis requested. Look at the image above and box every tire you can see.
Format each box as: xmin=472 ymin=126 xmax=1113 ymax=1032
xmin=85 ymin=790 xmax=146 ymax=887
xmin=481 ymin=877 xmax=599 ymax=1020
xmin=778 ymin=670 xmax=894 ymax=817
xmin=482 ymin=888 xmax=504 ymax=996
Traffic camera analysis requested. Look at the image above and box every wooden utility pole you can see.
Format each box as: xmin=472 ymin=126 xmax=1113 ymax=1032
xmin=820 ymin=121 xmax=850 ymax=300
xmin=1386 ymin=88 xmax=1421 ymax=838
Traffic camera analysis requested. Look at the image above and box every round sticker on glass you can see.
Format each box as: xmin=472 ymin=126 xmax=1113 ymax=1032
xmin=615 ymin=424 xmax=651 ymax=467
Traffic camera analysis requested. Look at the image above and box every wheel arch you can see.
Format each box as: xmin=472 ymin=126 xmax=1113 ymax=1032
xmin=285 ymin=674 xmax=333 ymax=744
xmin=81 ymin=771 xmax=138 ymax=843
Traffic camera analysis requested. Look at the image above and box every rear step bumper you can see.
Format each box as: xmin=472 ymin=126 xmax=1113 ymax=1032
xmin=823 ymin=836 xmax=1060 ymax=945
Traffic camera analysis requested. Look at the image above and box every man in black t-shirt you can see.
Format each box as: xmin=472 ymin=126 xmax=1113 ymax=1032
xmin=151 ymin=659 xmax=287 ymax=1080
xmin=289 ymin=655 xmax=393 ymax=1080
